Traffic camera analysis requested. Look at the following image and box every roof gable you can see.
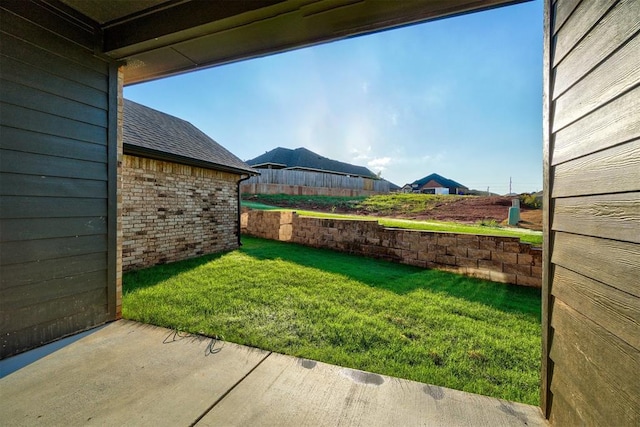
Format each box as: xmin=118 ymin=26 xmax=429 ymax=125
xmin=411 ymin=173 xmax=467 ymax=189
xmin=247 ymin=147 xmax=376 ymax=178
xmin=123 ymin=99 xmax=256 ymax=175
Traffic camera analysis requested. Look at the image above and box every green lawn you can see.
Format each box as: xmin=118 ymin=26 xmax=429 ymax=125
xmin=124 ymin=237 xmax=541 ymax=404
xmin=242 ymin=201 xmax=543 ymax=245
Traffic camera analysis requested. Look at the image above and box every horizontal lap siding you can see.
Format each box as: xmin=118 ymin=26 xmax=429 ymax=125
xmin=545 ymin=0 xmax=640 ymax=423
xmin=0 ymin=4 xmax=115 ymax=358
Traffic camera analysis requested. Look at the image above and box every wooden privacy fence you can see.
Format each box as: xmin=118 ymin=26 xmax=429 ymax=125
xmin=244 ymin=169 xmax=389 ymax=192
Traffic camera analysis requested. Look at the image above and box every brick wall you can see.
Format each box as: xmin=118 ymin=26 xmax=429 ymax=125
xmin=122 ymin=155 xmax=240 ymax=271
xmin=242 ymin=210 xmax=542 ymax=287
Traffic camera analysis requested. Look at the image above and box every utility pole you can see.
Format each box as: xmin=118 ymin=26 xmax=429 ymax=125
xmin=487 ymin=186 xmax=490 ymax=196
xmin=509 ymin=176 xmax=512 ymax=195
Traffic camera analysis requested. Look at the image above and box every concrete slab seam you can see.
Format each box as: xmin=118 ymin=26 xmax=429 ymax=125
xmin=190 ymin=351 xmax=273 ymax=426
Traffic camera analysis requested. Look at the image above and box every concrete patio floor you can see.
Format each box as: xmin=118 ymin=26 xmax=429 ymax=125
xmin=0 ymin=320 xmax=546 ymax=426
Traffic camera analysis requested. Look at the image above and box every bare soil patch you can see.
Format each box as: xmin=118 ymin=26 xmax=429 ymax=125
xmin=248 ymin=194 xmax=543 ymax=230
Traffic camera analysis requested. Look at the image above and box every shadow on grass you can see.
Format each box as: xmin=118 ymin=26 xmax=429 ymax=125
xmin=123 ymin=237 xmax=540 ymax=321
xmin=123 ymin=250 xmax=229 ymax=294
xmin=240 ymin=237 xmax=541 ymax=321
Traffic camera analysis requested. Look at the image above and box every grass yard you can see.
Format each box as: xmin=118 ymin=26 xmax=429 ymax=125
xmin=242 ymin=200 xmax=543 ymax=245
xmin=123 ymin=237 xmax=541 ymax=405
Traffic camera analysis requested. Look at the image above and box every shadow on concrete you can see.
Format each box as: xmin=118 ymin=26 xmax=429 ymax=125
xmin=0 ymin=324 xmax=107 ymax=379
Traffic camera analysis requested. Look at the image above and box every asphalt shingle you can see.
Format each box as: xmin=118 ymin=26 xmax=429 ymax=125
xmin=246 ymin=147 xmax=376 ymax=178
xmin=123 ymin=99 xmax=256 ymax=175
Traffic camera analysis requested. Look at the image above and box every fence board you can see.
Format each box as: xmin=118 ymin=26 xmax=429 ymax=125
xmin=245 ymin=169 xmax=388 ymax=192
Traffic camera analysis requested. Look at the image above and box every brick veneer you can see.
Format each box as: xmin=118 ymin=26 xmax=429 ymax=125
xmin=241 ymin=210 xmax=542 ymax=287
xmin=122 ymin=155 xmax=241 ymax=271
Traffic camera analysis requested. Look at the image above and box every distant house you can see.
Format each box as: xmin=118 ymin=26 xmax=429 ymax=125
xmin=243 ymin=147 xmax=390 ymax=196
xmin=404 ymin=173 xmax=468 ymax=195
xmin=122 ymin=99 xmax=257 ymax=271
xmin=383 ymin=179 xmax=402 ymax=192
xmin=246 ymin=147 xmax=377 ymax=178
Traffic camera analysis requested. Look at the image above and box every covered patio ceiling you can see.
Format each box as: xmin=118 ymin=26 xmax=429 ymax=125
xmin=55 ymin=0 xmax=527 ymax=85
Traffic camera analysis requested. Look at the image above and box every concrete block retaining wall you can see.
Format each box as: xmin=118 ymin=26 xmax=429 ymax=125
xmin=241 ymin=209 xmax=542 ymax=287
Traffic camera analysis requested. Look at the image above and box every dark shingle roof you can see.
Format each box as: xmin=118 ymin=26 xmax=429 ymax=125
xmin=383 ymin=179 xmax=401 ymax=191
xmin=246 ymin=147 xmax=376 ymax=178
xmin=411 ymin=173 xmax=467 ymax=189
xmin=123 ymin=99 xmax=256 ymax=175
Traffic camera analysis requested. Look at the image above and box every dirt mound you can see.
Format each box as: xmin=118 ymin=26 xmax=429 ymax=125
xmin=400 ymin=196 xmax=529 ymax=224
xmin=247 ymin=194 xmax=543 ymax=229
xmin=515 ymin=210 xmax=543 ymax=231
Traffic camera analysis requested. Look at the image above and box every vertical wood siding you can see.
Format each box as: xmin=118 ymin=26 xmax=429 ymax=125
xmin=543 ymin=0 xmax=640 ymax=423
xmin=0 ymin=4 xmax=117 ymax=358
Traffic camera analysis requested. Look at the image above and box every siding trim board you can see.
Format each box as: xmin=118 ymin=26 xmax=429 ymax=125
xmin=540 ymin=0 xmax=554 ymax=416
xmin=107 ymin=62 xmax=120 ymax=320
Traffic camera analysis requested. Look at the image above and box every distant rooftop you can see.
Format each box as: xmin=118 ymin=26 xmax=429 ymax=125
xmin=246 ymin=147 xmax=377 ymax=178
xmin=410 ymin=173 xmax=468 ymax=189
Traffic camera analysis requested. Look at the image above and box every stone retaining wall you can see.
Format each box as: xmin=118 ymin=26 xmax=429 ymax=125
xmin=241 ymin=209 xmax=542 ymax=287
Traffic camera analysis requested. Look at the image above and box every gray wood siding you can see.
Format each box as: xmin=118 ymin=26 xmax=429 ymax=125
xmin=543 ymin=0 xmax=640 ymax=423
xmin=244 ymin=168 xmax=389 ymax=192
xmin=0 ymin=4 xmax=117 ymax=358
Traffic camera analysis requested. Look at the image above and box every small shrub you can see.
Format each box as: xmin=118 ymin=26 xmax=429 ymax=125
xmin=520 ymin=193 xmax=542 ymax=209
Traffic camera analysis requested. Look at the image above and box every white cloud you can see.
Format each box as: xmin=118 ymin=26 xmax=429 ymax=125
xmin=368 ymin=157 xmax=391 ymax=169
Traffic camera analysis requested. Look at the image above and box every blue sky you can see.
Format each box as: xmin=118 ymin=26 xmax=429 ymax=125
xmin=125 ymin=0 xmax=543 ymax=194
